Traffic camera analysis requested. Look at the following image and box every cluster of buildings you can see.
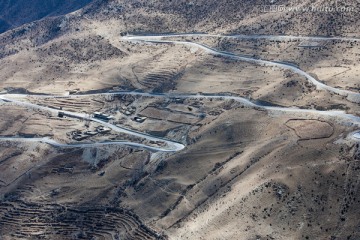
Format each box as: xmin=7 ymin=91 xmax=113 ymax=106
xmin=68 ymin=126 xmax=111 ymax=141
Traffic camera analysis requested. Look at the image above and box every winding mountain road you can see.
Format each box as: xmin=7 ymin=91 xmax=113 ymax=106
xmin=0 ymin=94 xmax=185 ymax=152
xmin=121 ymin=33 xmax=360 ymax=42
xmin=4 ymin=91 xmax=360 ymax=124
xmin=122 ymin=34 xmax=360 ymax=103
xmin=1 ymin=90 xmax=360 ymax=150
xmin=1 ymin=33 xmax=360 ymax=152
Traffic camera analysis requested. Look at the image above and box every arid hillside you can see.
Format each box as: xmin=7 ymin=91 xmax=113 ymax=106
xmin=1 ymin=0 xmax=360 ymax=45
xmin=0 ymin=0 xmax=360 ymax=240
xmin=0 ymin=0 xmax=92 ymax=33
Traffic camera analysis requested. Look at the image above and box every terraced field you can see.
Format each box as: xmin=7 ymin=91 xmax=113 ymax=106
xmin=29 ymin=97 xmax=105 ymax=113
xmin=0 ymin=200 xmax=163 ymax=239
xmin=139 ymin=69 xmax=184 ymax=92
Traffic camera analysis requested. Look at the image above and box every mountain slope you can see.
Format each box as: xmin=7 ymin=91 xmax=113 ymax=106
xmin=0 ymin=0 xmax=93 ymax=33
xmin=0 ymin=1 xmax=360 ymax=240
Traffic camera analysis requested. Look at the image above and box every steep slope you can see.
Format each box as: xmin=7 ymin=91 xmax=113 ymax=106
xmin=0 ymin=0 xmax=92 ymax=33
xmin=0 ymin=0 xmax=360 ymax=239
xmin=97 ymin=0 xmax=360 ymax=36
xmin=1 ymin=0 xmax=359 ymax=56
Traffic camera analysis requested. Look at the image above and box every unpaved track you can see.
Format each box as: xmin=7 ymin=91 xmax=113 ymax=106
xmin=6 ymin=92 xmax=360 ymax=125
xmin=1 ymin=90 xmax=360 ymax=152
xmin=0 ymin=137 xmax=175 ymax=152
xmin=0 ymin=95 xmax=185 ymax=152
xmin=1 ymin=34 xmax=360 ymax=151
xmin=122 ymin=34 xmax=360 ymax=103
xmin=122 ymin=33 xmax=360 ymax=42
